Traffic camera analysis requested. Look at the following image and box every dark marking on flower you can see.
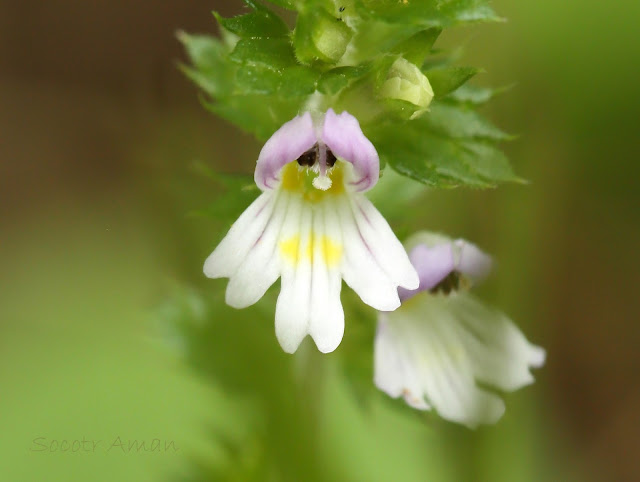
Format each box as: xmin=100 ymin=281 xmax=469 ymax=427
xmin=297 ymin=146 xmax=317 ymax=167
xmin=326 ymin=149 xmax=337 ymax=167
xmin=296 ymin=144 xmax=338 ymax=168
xmin=430 ymin=271 xmax=461 ymax=295
xmin=339 ymin=6 xmax=345 ymax=12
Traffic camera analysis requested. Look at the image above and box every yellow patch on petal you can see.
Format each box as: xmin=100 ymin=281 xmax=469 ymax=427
xmin=279 ymin=233 xmax=342 ymax=267
xmin=280 ymin=162 xmax=345 ymax=202
xmin=279 ymin=235 xmax=302 ymax=264
xmin=316 ymin=234 xmax=342 ymax=266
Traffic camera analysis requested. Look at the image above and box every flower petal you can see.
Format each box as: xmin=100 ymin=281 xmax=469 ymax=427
xmin=322 ymin=109 xmax=379 ymax=192
xmin=350 ymin=195 xmax=419 ymax=291
xmin=255 ymin=112 xmax=317 ymax=191
xmin=274 ymin=197 xmax=311 ymax=353
xmin=333 ymin=196 xmax=401 ymax=311
xmin=415 ymin=306 xmax=506 ymax=428
xmin=374 ymin=316 xmax=430 ymax=410
xmin=225 ymin=192 xmax=290 ymax=308
xmin=453 ymin=239 xmax=492 ymax=282
xmin=374 ymin=289 xmax=545 ymax=427
xmin=390 ymin=302 xmax=505 ymax=428
xmin=412 ymin=243 xmax=455 ymax=290
xmin=398 ymin=243 xmax=455 ymax=301
xmin=203 ymin=191 xmax=276 ymax=279
xmin=308 ymin=204 xmax=344 ymax=353
xmin=450 ymin=294 xmax=546 ymax=391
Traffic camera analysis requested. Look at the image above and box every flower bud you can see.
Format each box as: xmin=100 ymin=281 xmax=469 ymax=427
xmin=378 ymin=57 xmax=434 ymax=114
xmin=294 ymin=9 xmax=353 ymax=64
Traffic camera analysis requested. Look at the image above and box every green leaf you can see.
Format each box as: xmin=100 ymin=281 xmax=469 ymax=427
xmin=229 ymin=38 xmax=297 ymax=70
xmin=458 ymin=140 xmax=523 ymax=184
xmin=204 ymin=95 xmax=303 ymax=141
xmin=346 ymin=20 xmax=424 ymax=64
xmin=368 ymin=114 xmax=520 ymax=188
xmin=446 ymin=83 xmax=494 ymax=104
xmin=425 ymin=66 xmax=479 ymax=97
xmin=391 ymin=27 xmax=442 ymax=65
xmin=424 ymin=102 xmax=511 ymax=141
xmin=263 ymin=0 xmax=297 ymax=9
xmin=317 ymin=65 xmax=370 ymax=94
xmin=446 ymin=83 xmax=513 ymax=105
xmin=178 ymin=32 xmax=236 ymax=97
xmin=235 ymin=64 xmax=319 ymax=96
xmin=234 ymin=65 xmax=285 ymax=95
xmin=278 ymin=65 xmax=320 ymax=96
xmin=356 ymin=0 xmax=501 ymax=27
xmin=213 ymin=1 xmax=288 ymax=39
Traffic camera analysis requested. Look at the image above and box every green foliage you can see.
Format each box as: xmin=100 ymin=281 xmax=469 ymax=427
xmin=426 ymin=66 xmax=481 ymax=98
xmin=367 ymin=100 xmax=520 ymax=188
xmin=213 ymin=1 xmax=288 ymax=38
xmin=391 ymin=27 xmax=443 ymax=65
xmin=293 ymin=7 xmax=354 ymax=64
xmin=180 ymin=0 xmax=516 ymax=188
xmin=317 ymin=65 xmax=371 ymax=95
xmin=355 ymin=0 xmax=501 ymax=27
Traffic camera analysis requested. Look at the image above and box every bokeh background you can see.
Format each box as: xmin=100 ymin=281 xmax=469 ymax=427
xmin=1 ymin=0 xmax=638 ymax=480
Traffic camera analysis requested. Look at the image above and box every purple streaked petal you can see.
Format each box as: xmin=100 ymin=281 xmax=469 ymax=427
xmin=254 ymin=112 xmax=317 ymax=191
xmin=398 ymin=243 xmax=455 ymax=301
xmin=321 ymin=108 xmax=379 ymax=192
xmin=454 ymin=239 xmax=492 ymax=282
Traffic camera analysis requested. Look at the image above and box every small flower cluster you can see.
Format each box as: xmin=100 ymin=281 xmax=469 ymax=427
xmin=204 ymin=110 xmax=544 ymax=427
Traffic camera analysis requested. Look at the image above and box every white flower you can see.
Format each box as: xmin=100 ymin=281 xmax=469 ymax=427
xmin=204 ymin=110 xmax=419 ymax=354
xmin=374 ymin=232 xmax=545 ymax=428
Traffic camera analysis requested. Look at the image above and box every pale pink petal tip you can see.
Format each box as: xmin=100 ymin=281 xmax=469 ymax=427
xmin=254 ymin=112 xmax=316 ymax=190
xmin=321 ymin=109 xmax=380 ymax=192
xmin=399 ymin=240 xmax=492 ymax=301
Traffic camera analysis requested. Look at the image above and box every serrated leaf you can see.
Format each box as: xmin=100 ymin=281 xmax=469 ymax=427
xmin=347 ymin=20 xmax=424 ymax=64
xmin=235 ymin=63 xmax=319 ymax=96
xmin=214 ymin=1 xmax=288 ymax=39
xmin=178 ymin=32 xmax=236 ymax=97
xmin=263 ymin=0 xmax=297 ymax=9
xmin=425 ymin=66 xmax=479 ymax=97
xmin=356 ymin=0 xmax=501 ymax=27
xmin=229 ymin=38 xmax=297 ymax=70
xmin=317 ymin=65 xmax=370 ymax=94
xmin=446 ymin=82 xmax=514 ymax=105
xmin=446 ymin=83 xmax=494 ymax=104
xmin=368 ymin=116 xmax=520 ymax=188
xmin=278 ymin=65 xmax=320 ymax=95
xmin=424 ymin=102 xmax=511 ymax=140
xmin=458 ymin=140 xmax=523 ymax=183
xmin=204 ymin=95 xmax=303 ymax=141
xmin=235 ymin=65 xmax=285 ymax=95
xmin=391 ymin=27 xmax=442 ymax=65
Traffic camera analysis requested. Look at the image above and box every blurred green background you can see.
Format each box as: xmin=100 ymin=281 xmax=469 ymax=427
xmin=1 ymin=1 xmax=638 ymax=480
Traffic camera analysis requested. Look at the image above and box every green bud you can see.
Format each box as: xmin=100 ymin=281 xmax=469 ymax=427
xmin=294 ymin=9 xmax=353 ymax=65
xmin=378 ymin=57 xmax=434 ymax=114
